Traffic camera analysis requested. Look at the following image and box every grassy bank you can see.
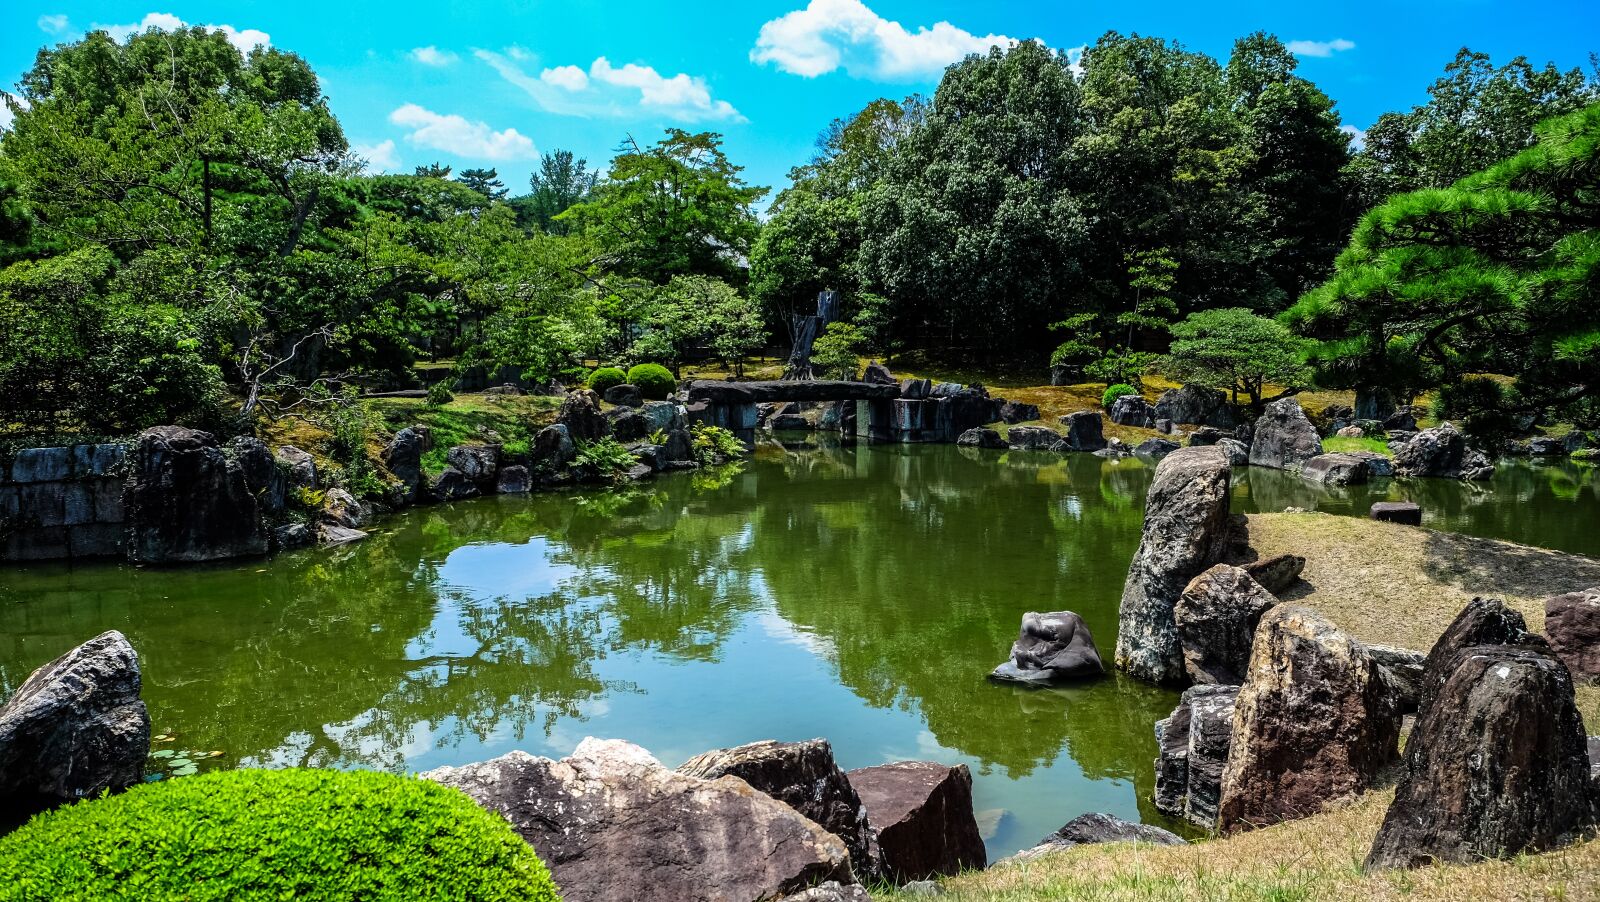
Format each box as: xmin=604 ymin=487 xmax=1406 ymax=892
xmin=876 ymin=791 xmax=1600 ymax=901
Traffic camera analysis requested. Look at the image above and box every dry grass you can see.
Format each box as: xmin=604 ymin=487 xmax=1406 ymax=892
xmin=1240 ymin=511 xmax=1600 ymax=727
xmin=877 ymin=791 xmax=1600 ymax=901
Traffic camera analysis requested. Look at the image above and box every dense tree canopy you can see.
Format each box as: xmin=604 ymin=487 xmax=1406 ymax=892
xmin=1287 ymin=102 xmax=1600 ymax=437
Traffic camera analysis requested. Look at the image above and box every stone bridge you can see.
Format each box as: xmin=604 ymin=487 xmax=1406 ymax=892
xmin=685 ymin=379 xmax=1004 ymax=445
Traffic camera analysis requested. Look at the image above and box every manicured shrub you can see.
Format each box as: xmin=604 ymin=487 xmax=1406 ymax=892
xmin=0 ymin=768 xmax=561 ymax=902
xmin=586 ymin=366 xmax=627 ymax=395
xmin=1102 ymin=383 xmax=1139 ymax=409
xmin=426 ymin=379 xmax=455 ymax=406
xmin=626 ymin=363 xmax=676 ymax=400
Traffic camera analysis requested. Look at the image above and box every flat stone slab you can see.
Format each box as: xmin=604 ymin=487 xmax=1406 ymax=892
xmin=1370 ymin=501 xmax=1421 ymax=525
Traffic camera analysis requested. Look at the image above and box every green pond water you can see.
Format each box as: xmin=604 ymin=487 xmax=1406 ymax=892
xmin=1 ymin=440 xmax=1597 ymax=855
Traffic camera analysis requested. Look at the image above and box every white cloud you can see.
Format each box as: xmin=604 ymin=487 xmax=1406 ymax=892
xmin=352 ymin=138 xmax=402 ymax=172
xmin=751 ymin=0 xmax=1014 ymax=80
xmin=0 ymin=94 xmax=30 ymax=131
xmin=541 ymin=65 xmax=589 ymax=92
xmin=388 ymin=103 xmax=538 ymax=161
xmin=95 ymin=12 xmax=270 ymax=55
xmin=38 ymin=14 xmax=71 ymax=35
xmin=409 ymin=46 xmax=458 ymax=67
xmin=1340 ymin=124 xmax=1367 ymax=151
xmin=1286 ymin=38 xmax=1356 ymax=58
xmin=477 ymin=49 xmax=744 ymax=123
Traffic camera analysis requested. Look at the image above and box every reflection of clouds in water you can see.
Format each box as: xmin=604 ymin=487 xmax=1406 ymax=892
xmin=435 ymin=536 xmax=592 ymax=599
xmin=754 ymin=611 xmax=834 ymax=658
xmin=541 ymin=698 xmax=614 ymax=755
xmin=242 ymin=710 xmax=441 ymax=770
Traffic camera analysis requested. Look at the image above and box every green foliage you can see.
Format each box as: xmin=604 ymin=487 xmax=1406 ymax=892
xmin=810 ymin=322 xmax=864 ymax=380
xmin=457 ymin=167 xmax=507 ymax=202
xmin=628 ymin=275 xmax=765 ymax=373
xmin=1160 ymin=308 xmax=1310 ymax=410
xmin=1102 ymin=384 xmax=1139 ymax=409
xmin=572 ymin=436 xmax=637 ymax=483
xmin=690 ymin=423 xmax=747 ymax=465
xmin=513 ymin=150 xmax=597 ymax=235
xmin=626 ymin=363 xmax=676 ymax=400
xmin=1288 ymin=102 xmax=1600 ymax=432
xmin=426 ymin=380 xmax=455 ymax=406
xmin=586 ymin=367 xmax=627 ymax=394
xmin=0 ymin=768 xmax=561 ymax=902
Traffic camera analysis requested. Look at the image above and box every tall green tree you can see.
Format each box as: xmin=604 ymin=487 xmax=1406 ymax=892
xmin=513 ymin=150 xmax=598 ymax=235
xmin=1287 ymin=103 xmax=1600 ymax=435
xmin=561 ymin=130 xmax=766 ymax=285
xmin=457 ymin=168 xmax=507 ymax=202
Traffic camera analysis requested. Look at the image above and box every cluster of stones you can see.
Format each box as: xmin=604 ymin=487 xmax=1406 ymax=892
xmin=0 ymin=441 xmax=129 ymax=560
xmin=1114 ymin=446 xmax=1600 ymax=871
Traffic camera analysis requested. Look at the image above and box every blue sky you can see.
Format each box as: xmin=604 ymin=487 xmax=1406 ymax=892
xmin=3 ymin=1 xmax=1597 ymax=200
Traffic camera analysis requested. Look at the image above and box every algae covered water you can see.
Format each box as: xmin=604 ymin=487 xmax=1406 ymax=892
xmin=1 ymin=441 xmax=1596 ymax=857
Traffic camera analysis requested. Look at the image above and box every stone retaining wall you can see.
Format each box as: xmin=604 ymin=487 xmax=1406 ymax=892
xmin=0 ymin=444 xmax=129 ymax=562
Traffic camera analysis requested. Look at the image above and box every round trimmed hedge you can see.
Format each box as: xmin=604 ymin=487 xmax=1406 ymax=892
xmin=0 ymin=768 xmax=561 ymax=902
xmin=585 ymin=366 xmax=627 ymax=394
xmin=1101 ymin=383 xmax=1139 ymax=409
xmin=626 ymin=363 xmax=675 ymax=400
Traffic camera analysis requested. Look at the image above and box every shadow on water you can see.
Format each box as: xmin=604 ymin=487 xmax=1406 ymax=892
xmin=1 ymin=444 xmax=1595 ymax=853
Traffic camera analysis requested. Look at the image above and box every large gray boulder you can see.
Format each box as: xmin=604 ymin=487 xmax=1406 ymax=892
xmin=603 ymin=383 xmax=643 ymax=408
xmin=1153 ymin=683 xmax=1239 ymax=828
xmin=1418 ymin=597 xmax=1545 ymax=716
xmin=1393 ymin=422 xmax=1494 ymax=481
xmin=424 ymin=739 xmax=852 ymax=902
xmin=1366 ymin=644 xmax=1592 ymax=869
xmin=382 ymin=426 xmax=428 ymax=502
xmin=989 ymin=611 xmax=1105 ymax=684
xmin=679 ymin=739 xmax=880 ymax=880
xmin=124 ymin=426 xmax=269 ymax=563
xmin=226 ymin=437 xmax=284 ymax=514
xmin=1155 ymin=385 xmax=1238 ymax=429
xmin=533 ymin=423 xmax=577 ymax=473
xmin=1007 ymin=425 xmax=1060 ymax=452
xmin=1248 ymin=398 xmax=1323 ymax=470
xmin=956 ymin=428 xmax=1006 ymax=449
xmin=1240 ymin=553 xmax=1305 ymax=595
xmin=1058 ymin=411 xmax=1109 ymax=452
xmin=1175 ymin=565 xmax=1280 ymax=685
xmin=276 ymin=445 xmax=318 ymax=494
xmin=446 ymin=444 xmax=500 ymax=488
xmin=1301 ymin=452 xmax=1371 ymax=486
xmin=558 ymin=389 xmax=609 ymax=443
xmin=1115 ymin=446 xmax=1236 ymax=685
xmin=0 ymin=631 xmax=149 ymax=813
xmin=848 ymin=761 xmax=985 ymax=883
xmin=1000 ymin=812 xmax=1184 ymax=864
xmin=1108 ymin=394 xmax=1155 ymax=428
xmin=1545 ymin=587 xmax=1600 ymax=682
xmin=1218 ymin=606 xmax=1401 ymax=832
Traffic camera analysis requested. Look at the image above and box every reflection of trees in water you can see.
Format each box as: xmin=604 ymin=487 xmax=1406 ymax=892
xmin=744 ymin=445 xmax=1171 ymax=782
xmin=1236 ymin=460 xmax=1600 ymax=557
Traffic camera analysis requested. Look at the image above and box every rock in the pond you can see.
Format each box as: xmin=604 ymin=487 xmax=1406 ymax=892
xmin=1135 ymin=438 xmax=1180 ymax=457
xmin=1240 ymin=554 xmax=1305 ymax=595
xmin=606 ymin=408 xmax=649 ymax=443
xmin=558 ymin=389 xmax=609 ymax=443
xmin=1370 ymin=501 xmax=1421 ymax=525
xmin=678 ymin=738 xmax=880 ymax=880
xmin=603 ymin=383 xmax=643 ymax=408
xmin=318 ymin=523 xmax=368 ymax=546
xmin=1248 ymin=398 xmax=1323 ymax=471
xmin=1216 ymin=438 xmax=1250 ymax=467
xmin=1153 ymin=684 xmax=1239 ymax=828
xmin=382 ymin=427 xmax=428 ymax=502
xmin=0 ymin=630 xmax=149 ymax=812
xmin=227 ymin=437 xmax=284 ymax=514
xmin=1393 ymin=422 xmax=1495 ymax=481
xmin=956 ymin=427 xmax=1006 ymax=449
xmin=1366 ymin=644 xmax=1592 ymax=869
xmin=1108 ymin=394 xmax=1156 ymax=428
xmin=1301 ymin=452 xmax=1371 ymax=486
xmin=999 ymin=400 xmax=1040 ymax=424
xmin=1001 ymin=812 xmax=1185 ymax=864
xmin=1186 ymin=426 xmax=1229 ymax=447
xmin=1155 ymin=385 xmax=1238 ymax=429
xmin=1175 ymin=565 xmax=1280 ymax=685
xmin=276 ymin=445 xmax=318 ymax=494
xmin=1346 ymin=450 xmax=1394 ymax=478
xmin=496 ymin=464 xmax=532 ymax=494
xmin=533 ymin=423 xmax=577 ymax=471
xmin=124 ymin=426 xmax=269 ymax=563
xmin=1095 ymin=437 xmax=1135 ymax=459
xmin=1545 ymin=587 xmax=1600 ymax=681
xmin=1418 ymin=597 xmax=1546 ymax=717
xmin=989 ymin=611 xmax=1105 ymax=684
xmin=425 ymin=739 xmax=852 ymax=902
xmin=272 ymin=522 xmax=313 ymax=550
xmin=659 ymin=428 xmax=696 ymax=469
xmin=1008 ymin=425 xmax=1060 ymax=452
xmin=1218 ymin=605 xmax=1401 ymax=832
xmin=1058 ymin=411 xmax=1109 ymax=452
xmin=431 ymin=467 xmax=479 ymax=502
xmin=1116 ymin=446 xmax=1236 ymax=685
xmin=321 ymin=487 xmax=370 ymax=529
xmin=849 ymin=761 xmax=985 ymax=883
xmin=641 ymin=400 xmax=686 ymax=435
xmin=447 ymin=444 xmax=500 ymax=486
